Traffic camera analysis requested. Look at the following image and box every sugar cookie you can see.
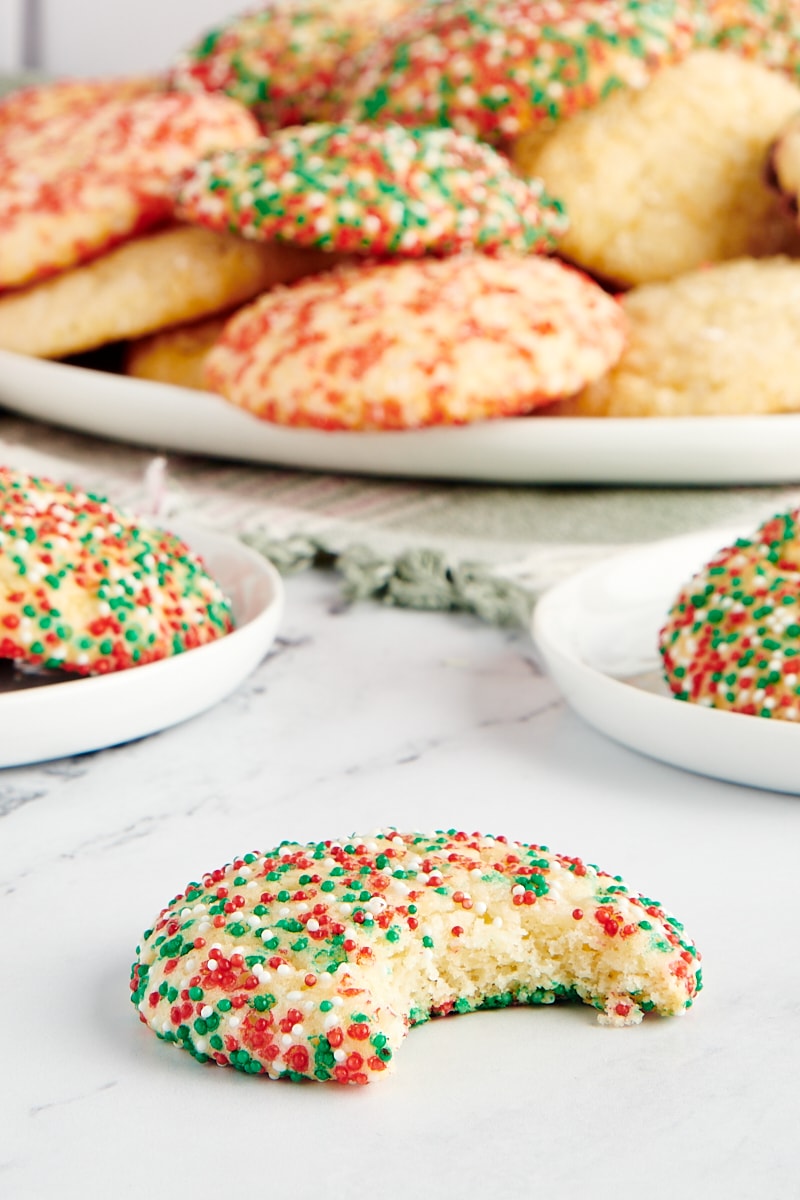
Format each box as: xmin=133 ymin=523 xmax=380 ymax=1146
xmin=170 ymin=0 xmax=415 ymax=131
xmin=0 ymin=467 xmax=233 ymax=675
xmin=661 ymin=509 xmax=800 ymax=718
xmin=124 ymin=314 xmax=228 ymax=391
xmin=513 ymin=52 xmax=800 ymax=287
xmin=130 ymin=829 xmax=701 ymax=1084
xmin=345 ymin=0 xmax=698 ymax=147
xmin=571 ymin=257 xmax=800 ymax=417
xmin=0 ymin=225 xmax=337 ymax=359
xmin=0 ymin=75 xmax=162 ymax=141
xmin=0 ymin=92 xmax=260 ymax=291
xmin=697 ymin=0 xmax=800 ymax=78
xmin=204 ymin=254 xmax=627 ymax=431
xmin=175 ymin=122 xmax=568 ymax=258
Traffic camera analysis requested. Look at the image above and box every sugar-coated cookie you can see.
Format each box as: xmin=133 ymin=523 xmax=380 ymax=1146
xmin=204 ymin=254 xmax=626 ymax=431
xmin=130 ymin=829 xmax=701 ymax=1084
xmin=0 ymin=467 xmax=233 ymax=675
xmin=125 ymin=314 xmax=229 ymax=391
xmin=0 ymin=92 xmax=259 ymax=291
xmin=696 ymin=0 xmax=800 ymax=78
xmin=175 ymin=122 xmax=568 ymax=258
xmin=0 ymin=75 xmax=162 ymax=141
xmin=170 ymin=0 xmax=415 ymax=131
xmin=0 ymin=224 xmax=339 ymax=359
xmin=513 ymin=52 xmax=800 ymax=287
xmin=571 ymin=257 xmax=800 ymax=417
xmin=344 ymin=0 xmax=698 ymax=147
xmin=661 ymin=509 xmax=800 ymax=718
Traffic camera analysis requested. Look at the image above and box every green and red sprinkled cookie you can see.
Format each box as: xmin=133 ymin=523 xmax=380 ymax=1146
xmin=130 ymin=828 xmax=702 ymax=1085
xmin=661 ymin=509 xmax=800 ymax=719
xmin=343 ymin=0 xmax=699 ymax=147
xmin=694 ymin=0 xmax=800 ymax=79
xmin=0 ymin=91 xmax=260 ymax=291
xmin=204 ymin=253 xmax=626 ymax=431
xmin=0 ymin=467 xmax=233 ymax=675
xmin=175 ymin=121 xmax=568 ymax=258
xmin=169 ymin=0 xmax=417 ymax=132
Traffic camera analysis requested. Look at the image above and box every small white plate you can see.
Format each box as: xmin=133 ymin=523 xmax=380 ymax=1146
xmin=0 ymin=522 xmax=283 ymax=768
xmin=3 ymin=347 xmax=800 ymax=484
xmin=532 ymin=526 xmax=800 ymax=795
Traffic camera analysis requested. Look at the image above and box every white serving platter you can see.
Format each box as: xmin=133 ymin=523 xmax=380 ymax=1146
xmin=2 ymin=347 xmax=800 ymax=484
xmin=532 ymin=525 xmax=800 ymax=795
xmin=0 ymin=521 xmax=283 ymax=767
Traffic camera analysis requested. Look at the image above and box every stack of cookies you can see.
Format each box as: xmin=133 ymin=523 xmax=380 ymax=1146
xmin=3 ymin=0 xmax=800 ymax=428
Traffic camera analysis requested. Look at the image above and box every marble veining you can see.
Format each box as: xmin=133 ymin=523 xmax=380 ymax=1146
xmin=0 ymin=569 xmax=798 ymax=1199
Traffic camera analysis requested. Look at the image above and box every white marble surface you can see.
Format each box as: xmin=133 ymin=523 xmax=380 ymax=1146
xmin=1 ymin=566 xmax=799 ymax=1199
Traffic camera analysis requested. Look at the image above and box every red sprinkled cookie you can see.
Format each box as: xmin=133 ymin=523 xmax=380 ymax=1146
xmin=344 ymin=0 xmax=699 ymax=146
xmin=0 ymin=467 xmax=233 ymax=676
xmin=175 ymin=121 xmax=568 ymax=258
xmin=130 ymin=828 xmax=701 ymax=1084
xmin=170 ymin=0 xmax=417 ymax=131
xmin=661 ymin=509 xmax=800 ymax=718
xmin=0 ymin=91 xmax=260 ymax=291
xmin=204 ymin=254 xmax=627 ymax=431
xmin=0 ymin=74 xmax=162 ymax=142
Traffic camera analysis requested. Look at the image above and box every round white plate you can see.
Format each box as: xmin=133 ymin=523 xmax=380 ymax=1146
xmin=0 ymin=522 xmax=283 ymax=768
xmin=532 ymin=525 xmax=800 ymax=794
xmin=1 ymin=348 xmax=800 ymax=484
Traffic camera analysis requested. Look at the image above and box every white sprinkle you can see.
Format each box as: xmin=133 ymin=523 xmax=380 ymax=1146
xmin=333 ymin=1049 xmax=346 ymax=1063
xmin=200 ymin=1006 xmax=213 ymax=1019
xmin=277 ymin=964 xmax=293 ymax=977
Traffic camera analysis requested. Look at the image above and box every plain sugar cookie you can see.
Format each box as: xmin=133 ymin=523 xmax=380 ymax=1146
xmin=124 ymin=313 xmax=228 ymax=391
xmin=0 ymin=225 xmax=339 ymax=358
xmin=513 ymin=51 xmax=800 ymax=287
xmin=203 ymin=254 xmax=627 ymax=430
xmin=130 ymin=829 xmax=702 ymax=1083
xmin=571 ymin=257 xmax=800 ymax=417
xmin=0 ymin=467 xmax=233 ymax=675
